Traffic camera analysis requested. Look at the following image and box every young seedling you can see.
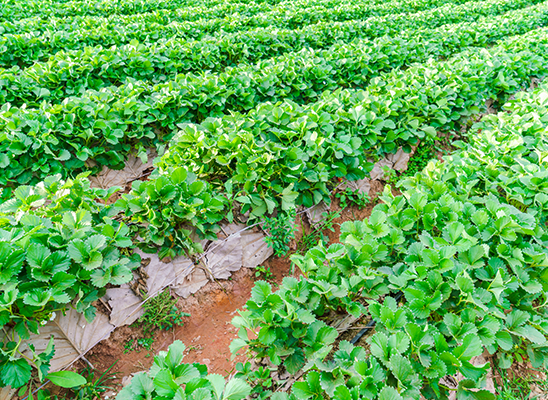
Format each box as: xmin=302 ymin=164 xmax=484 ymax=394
xmin=262 ymin=209 xmax=297 ymax=257
xmin=255 ymin=265 xmax=274 ymax=281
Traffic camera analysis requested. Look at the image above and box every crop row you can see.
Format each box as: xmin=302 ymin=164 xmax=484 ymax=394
xmin=0 ymin=0 xmax=523 ymax=68
xmin=116 ymin=26 xmax=548 ymax=259
xmin=1 ymin=2 xmax=546 ymax=194
xmin=0 ymin=0 xmax=416 ymax=36
xmin=226 ymin=81 xmax=548 ymax=399
xmin=3 ymin=61 xmax=547 ymax=395
xmin=2 ymin=1 xmax=546 ymax=109
xmin=0 ymin=3 xmax=266 ymax=34
xmin=118 ymin=64 xmax=548 ymax=400
xmin=0 ymin=0 xmax=234 ymax=21
xmin=0 ymin=175 xmax=139 ymax=389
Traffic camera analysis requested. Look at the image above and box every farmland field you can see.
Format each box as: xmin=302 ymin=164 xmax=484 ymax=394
xmin=1 ymin=0 xmax=548 ymax=398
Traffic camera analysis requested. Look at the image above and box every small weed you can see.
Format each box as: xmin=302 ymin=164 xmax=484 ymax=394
xmin=123 ymin=339 xmax=134 ymax=354
xmin=496 ymin=367 xmax=548 ymax=399
xmin=71 ymin=363 xmax=118 ymax=400
xmin=298 ymin=210 xmax=340 ymax=255
xmin=134 ymin=289 xmax=190 ymax=337
xmin=379 ymin=143 xmax=437 ymax=186
xmin=335 ymin=188 xmax=370 ymax=210
xmin=263 ymin=208 xmax=297 ymax=257
xmin=125 ymin=337 xmax=155 ymax=353
xmin=401 ymin=142 xmax=436 ymax=179
xmin=255 ymin=265 xmax=274 ymax=281
xmin=138 ymin=337 xmax=154 ymax=351
xmin=235 ymin=361 xmax=275 ymax=399
xmin=36 ymin=363 xmax=118 ymax=400
xmin=381 ymin=165 xmax=399 ymax=185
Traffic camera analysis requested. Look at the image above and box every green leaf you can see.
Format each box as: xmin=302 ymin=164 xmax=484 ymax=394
xmin=457 ymin=273 xmax=474 ymax=294
xmin=285 ymin=348 xmax=306 ymax=374
xmin=23 ymin=289 xmax=51 ymax=307
xmin=167 ymin=340 xmax=186 ymax=370
xmin=378 ymin=386 xmax=403 ymax=400
xmin=47 ymin=371 xmax=87 ymax=388
xmin=421 ymin=126 xmax=437 ymax=138
xmin=258 ymin=326 xmax=277 ymax=345
xmin=453 ymin=335 xmax=482 ymax=361
xmin=488 ymin=270 xmax=505 ymax=302
xmin=222 ymin=378 xmax=251 ymax=400
xmin=495 ymin=331 xmax=513 ymax=351
xmin=171 ymin=167 xmax=188 ymax=185
xmin=389 ymin=354 xmax=418 ymax=386
xmin=511 ymin=325 xmax=547 ymax=345
xmin=207 ymin=374 xmax=226 ymax=400
xmin=27 ymin=243 xmax=51 ymax=269
xmin=281 ymin=185 xmax=298 ymax=211
xmin=505 ymin=310 xmax=529 ymax=329
xmin=250 ymin=281 xmax=271 ymax=303
xmin=456 ymin=379 xmax=495 ymax=400
xmin=153 ymin=369 xmax=179 ymax=396
xmin=0 ymin=153 xmax=9 ymax=168
xmin=67 ymin=240 xmax=88 ymax=264
xmin=293 ymin=371 xmax=321 ymax=400
xmin=229 ymin=339 xmax=247 ymax=356
xmin=1 ymin=359 xmax=32 ymax=388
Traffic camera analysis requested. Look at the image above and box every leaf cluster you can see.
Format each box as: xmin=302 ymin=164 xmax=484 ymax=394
xmin=0 ymin=174 xmax=138 ymax=388
xmin=225 ymin=81 xmax=548 ymax=399
xmin=1 ymin=0 xmax=542 ymax=187
xmin=117 ymin=340 xmax=251 ymax=400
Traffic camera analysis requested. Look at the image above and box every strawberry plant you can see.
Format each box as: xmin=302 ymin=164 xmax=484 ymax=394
xmin=117 ymin=340 xmax=251 ymax=400
xmin=235 ymin=362 xmax=276 ymax=399
xmin=225 ymin=82 xmax=548 ymax=398
xmin=116 ymin=166 xmax=227 ymax=259
xmin=2 ymin=0 xmax=547 ymax=189
xmin=0 ymin=174 xmax=138 ymax=389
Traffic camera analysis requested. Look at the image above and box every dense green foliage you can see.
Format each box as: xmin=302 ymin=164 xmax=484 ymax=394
xmin=2 ymin=0 xmax=548 ymax=397
xmin=117 ymin=27 xmax=548 ymax=257
xmin=0 ymin=0 xmax=495 ymax=67
xmin=0 ymin=177 xmax=138 ymax=388
xmin=119 ymin=79 xmax=548 ymax=400
xmin=0 ymin=0 xmax=469 ymax=67
xmin=4 ymin=0 xmax=542 ymax=190
xmin=228 ymin=79 xmax=548 ymax=400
